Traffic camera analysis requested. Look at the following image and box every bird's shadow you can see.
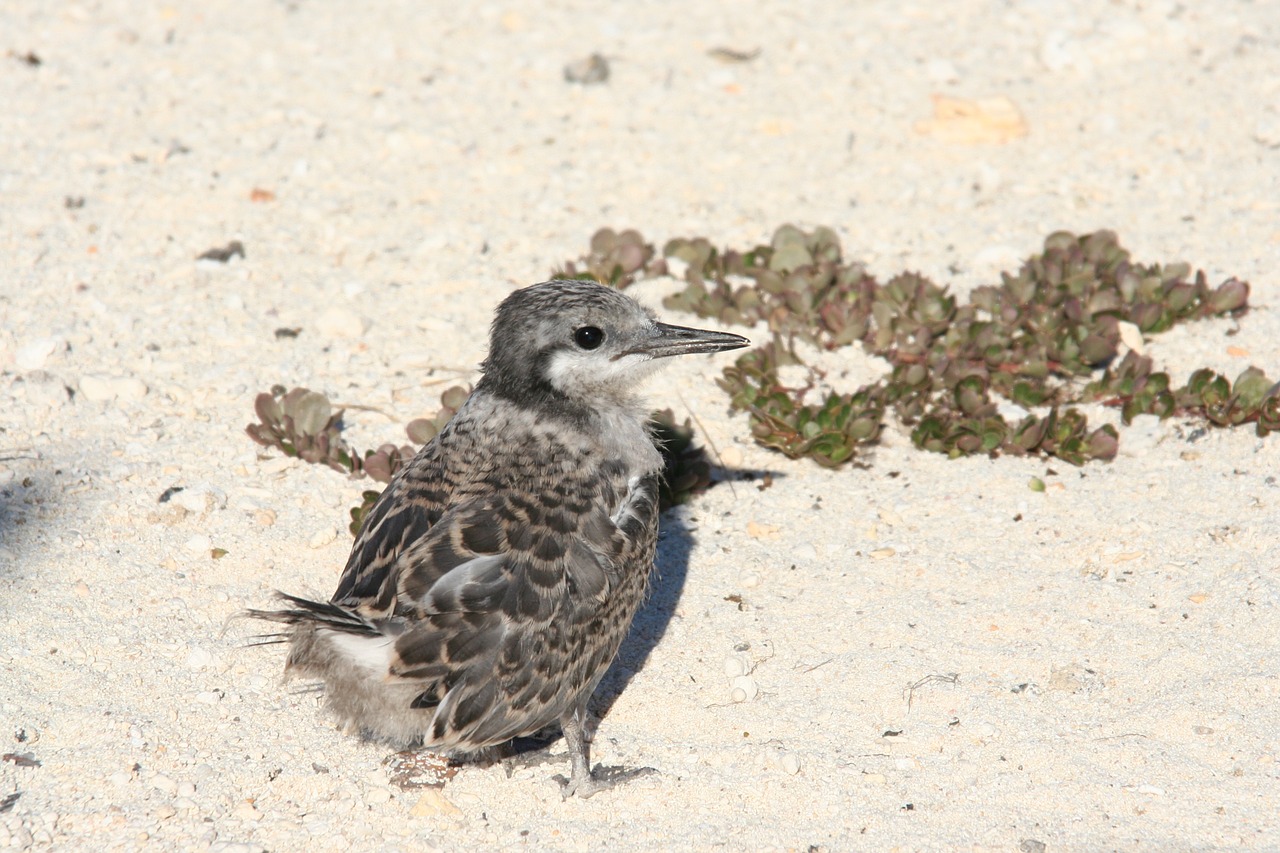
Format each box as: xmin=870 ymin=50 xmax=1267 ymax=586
xmin=588 ymin=467 xmax=783 ymax=727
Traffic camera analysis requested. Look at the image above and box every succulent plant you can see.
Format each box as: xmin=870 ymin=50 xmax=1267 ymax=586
xmin=551 ymin=228 xmax=667 ymax=289
xmin=348 ymin=489 xmax=382 ymax=537
xmin=557 ymin=226 xmax=1270 ymax=467
xmin=245 ymin=386 xmax=358 ymax=474
xmin=717 ymin=338 xmax=884 ymax=467
xmin=404 ymin=385 xmax=471 ymax=445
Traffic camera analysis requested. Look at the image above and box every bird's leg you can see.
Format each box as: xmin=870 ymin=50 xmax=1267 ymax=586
xmin=555 ymin=710 xmax=599 ymax=798
xmin=552 ymin=709 xmax=656 ymax=799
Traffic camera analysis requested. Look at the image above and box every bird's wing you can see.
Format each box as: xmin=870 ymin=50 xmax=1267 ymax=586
xmin=330 ymin=447 xmax=452 ymax=617
xmin=396 ymin=488 xmax=622 ymax=621
xmin=382 ymin=479 xmax=652 ymax=747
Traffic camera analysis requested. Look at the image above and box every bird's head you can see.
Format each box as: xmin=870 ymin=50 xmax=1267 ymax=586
xmin=480 ymin=279 xmax=749 ymax=414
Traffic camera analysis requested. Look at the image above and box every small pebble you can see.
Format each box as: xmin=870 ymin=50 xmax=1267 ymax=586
xmin=970 ymin=722 xmax=1000 ymax=741
xmin=723 ymin=654 xmax=748 ymax=679
xmin=15 ymin=336 xmax=63 ymax=370
xmin=564 ymin=53 xmax=609 ymax=84
xmin=174 ymin=486 xmax=224 ymax=515
xmin=974 ymin=244 xmax=1021 ymax=271
xmin=155 ymin=804 xmax=177 ymax=820
xmin=1039 ymin=29 xmax=1089 ymax=73
xmin=730 ymin=675 xmax=758 ymax=702
xmin=176 ymin=782 xmax=196 ymax=797
xmin=259 ymin=457 xmax=298 ymax=475
xmin=740 ymin=572 xmax=761 ymax=589
xmin=877 ymin=508 xmax=903 ymax=525
xmin=718 ymin=446 xmax=744 ymax=467
xmin=364 ymin=788 xmax=391 ymax=806
xmin=780 ymin=753 xmax=801 ymax=775
xmin=409 ymin=788 xmax=462 ymax=817
xmin=1117 ymin=320 xmax=1145 ymax=355
xmin=925 ymin=58 xmax=958 ymax=83
xmin=315 ymin=306 xmax=370 ymax=339
xmin=792 ymin=542 xmax=818 ymax=562
xmin=755 ymin=748 xmax=780 ymax=771
xmin=231 ymin=802 xmax=260 ymax=821
xmin=210 ymin=843 xmax=263 ymax=853
xmin=309 ymin=528 xmax=337 ymax=549
xmin=151 ymin=774 xmax=178 ymax=794
xmin=78 ymin=374 xmax=148 ymax=402
xmin=1254 ymin=112 xmax=1280 ymax=148
xmin=184 ymin=535 xmax=212 ymax=554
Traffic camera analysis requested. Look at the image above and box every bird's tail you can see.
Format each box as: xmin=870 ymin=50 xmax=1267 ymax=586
xmin=239 ymin=591 xmax=380 ymax=646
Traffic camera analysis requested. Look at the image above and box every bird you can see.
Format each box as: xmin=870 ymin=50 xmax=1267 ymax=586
xmin=248 ymin=279 xmax=749 ymax=798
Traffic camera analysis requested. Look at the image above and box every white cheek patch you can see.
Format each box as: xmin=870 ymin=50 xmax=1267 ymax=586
xmin=545 ymin=349 xmax=657 ymax=395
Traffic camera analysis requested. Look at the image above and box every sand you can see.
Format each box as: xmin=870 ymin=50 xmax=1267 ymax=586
xmin=2 ymin=1 xmax=1279 ymax=850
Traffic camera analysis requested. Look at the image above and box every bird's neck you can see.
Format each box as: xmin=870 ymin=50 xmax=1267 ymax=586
xmin=469 ymin=378 xmax=662 ymax=477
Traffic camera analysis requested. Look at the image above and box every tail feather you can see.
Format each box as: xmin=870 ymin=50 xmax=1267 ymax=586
xmin=242 ymin=633 xmax=292 ymax=648
xmin=244 ymin=591 xmax=380 ymax=637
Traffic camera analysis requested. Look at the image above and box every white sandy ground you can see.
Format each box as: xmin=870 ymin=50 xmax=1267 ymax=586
xmin=2 ymin=1 xmax=1280 ymax=850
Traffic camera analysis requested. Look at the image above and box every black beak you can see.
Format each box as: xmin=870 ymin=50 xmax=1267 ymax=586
xmin=625 ymin=322 xmax=750 ymax=359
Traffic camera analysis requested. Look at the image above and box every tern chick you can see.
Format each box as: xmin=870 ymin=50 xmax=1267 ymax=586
xmin=250 ymin=279 xmax=748 ymax=797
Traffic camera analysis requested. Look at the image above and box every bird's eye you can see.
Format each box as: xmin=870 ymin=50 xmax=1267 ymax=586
xmin=573 ymin=326 xmax=604 ymax=350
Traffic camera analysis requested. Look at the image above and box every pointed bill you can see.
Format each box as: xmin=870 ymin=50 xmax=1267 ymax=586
xmin=623 ymin=322 xmax=750 ymax=359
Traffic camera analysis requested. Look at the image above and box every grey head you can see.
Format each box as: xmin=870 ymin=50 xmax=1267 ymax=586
xmin=479 ymin=279 xmax=749 ymax=417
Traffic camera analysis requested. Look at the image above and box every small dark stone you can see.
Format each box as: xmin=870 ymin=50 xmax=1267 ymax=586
xmin=563 ymin=53 xmax=609 ymax=85
xmin=197 ymin=240 xmax=245 ymax=262
xmin=2 ymin=752 xmax=40 ymax=768
xmin=158 ymin=486 xmax=184 ymax=503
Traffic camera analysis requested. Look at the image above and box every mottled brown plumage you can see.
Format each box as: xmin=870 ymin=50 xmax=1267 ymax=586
xmin=250 ymin=279 xmax=747 ymax=797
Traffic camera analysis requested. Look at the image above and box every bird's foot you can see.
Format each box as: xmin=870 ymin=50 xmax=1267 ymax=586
xmin=553 ymin=764 xmax=657 ymax=799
